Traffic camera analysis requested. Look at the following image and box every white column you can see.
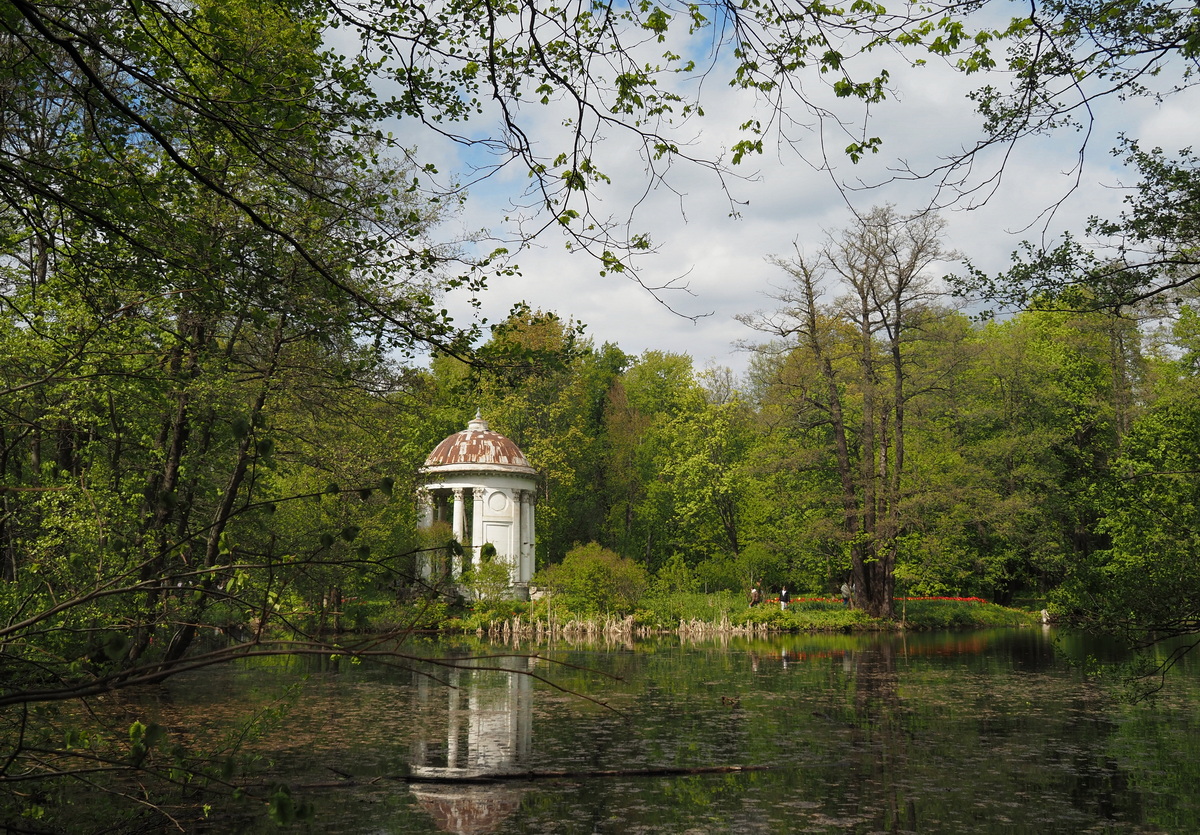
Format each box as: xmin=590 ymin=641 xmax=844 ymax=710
xmin=522 ymin=489 xmax=536 ymax=583
xmin=471 ymin=487 xmax=486 ymax=570
xmin=513 ymin=490 xmax=526 ymax=584
xmin=512 ymin=491 xmax=525 ymax=585
xmin=417 ymin=487 xmax=434 ymax=529
xmin=452 ymin=487 xmax=466 ymax=542
xmin=417 ymin=488 xmax=433 ymax=580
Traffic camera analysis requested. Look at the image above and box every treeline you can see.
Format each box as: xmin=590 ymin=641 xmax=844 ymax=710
xmin=5 ymin=198 xmax=1188 ymax=652
xmin=427 ymin=208 xmax=1196 ymax=636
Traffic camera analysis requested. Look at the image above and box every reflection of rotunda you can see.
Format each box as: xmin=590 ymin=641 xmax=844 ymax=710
xmin=418 ymin=413 xmax=538 ymax=595
xmin=408 ymin=656 xmax=536 ymax=834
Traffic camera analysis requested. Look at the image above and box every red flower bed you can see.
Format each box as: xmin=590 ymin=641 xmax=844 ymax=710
xmin=760 ymin=596 xmax=989 ymax=605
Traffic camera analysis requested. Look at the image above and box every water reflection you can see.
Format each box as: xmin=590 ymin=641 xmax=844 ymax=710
xmin=408 ymin=655 xmax=535 ymax=834
xmin=141 ymin=629 xmax=1199 ymax=833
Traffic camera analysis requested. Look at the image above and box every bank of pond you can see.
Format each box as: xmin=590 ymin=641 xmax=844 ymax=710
xmin=436 ymin=592 xmax=1040 ymax=639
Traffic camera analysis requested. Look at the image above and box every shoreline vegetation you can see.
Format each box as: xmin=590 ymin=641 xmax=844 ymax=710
xmin=421 ymin=593 xmax=1041 ymax=642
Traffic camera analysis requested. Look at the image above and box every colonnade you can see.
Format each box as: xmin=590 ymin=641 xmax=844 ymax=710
xmin=418 ymin=486 xmax=536 ymax=586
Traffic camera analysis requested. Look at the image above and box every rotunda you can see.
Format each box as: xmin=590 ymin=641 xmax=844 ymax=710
xmin=418 ymin=413 xmax=538 ymax=595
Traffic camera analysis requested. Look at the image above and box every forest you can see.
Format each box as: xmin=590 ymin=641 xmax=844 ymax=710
xmin=1 ymin=0 xmax=1198 ymax=829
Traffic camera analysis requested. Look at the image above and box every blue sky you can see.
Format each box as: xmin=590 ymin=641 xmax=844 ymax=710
xmin=375 ymin=11 xmax=1200 ymax=377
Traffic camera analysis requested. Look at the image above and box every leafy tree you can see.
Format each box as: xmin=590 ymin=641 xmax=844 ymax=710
xmin=653 ymin=398 xmax=759 ymax=567
xmin=1054 ymin=377 xmax=1200 ymax=691
xmin=464 ymin=542 xmax=513 ymax=602
xmin=0 ymin=1 xmax=477 ymax=826
xmin=601 ymin=350 xmax=709 ymax=569
xmin=898 ymin=303 xmax=1133 ymax=602
xmin=959 ymin=142 xmax=1200 ymax=312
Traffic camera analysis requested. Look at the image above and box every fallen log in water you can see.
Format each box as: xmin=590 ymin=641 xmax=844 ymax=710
xmin=402 ymin=764 xmax=775 ymax=784
xmin=290 ymin=763 xmax=776 ymax=791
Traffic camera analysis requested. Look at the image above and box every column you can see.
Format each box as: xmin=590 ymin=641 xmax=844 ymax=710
xmin=452 ymin=487 xmax=466 ymax=542
xmin=417 ymin=487 xmax=434 ymax=529
xmin=521 ymin=489 xmax=536 ymax=583
xmin=417 ymin=488 xmax=433 ymax=580
xmin=471 ymin=487 xmax=486 ymax=570
xmin=512 ymin=491 xmax=525 ymax=585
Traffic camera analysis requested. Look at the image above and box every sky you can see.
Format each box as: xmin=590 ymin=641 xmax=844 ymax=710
xmin=388 ymin=14 xmax=1200 ymax=379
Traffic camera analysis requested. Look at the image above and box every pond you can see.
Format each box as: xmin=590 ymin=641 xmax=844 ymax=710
xmin=136 ymin=628 xmax=1198 ymax=833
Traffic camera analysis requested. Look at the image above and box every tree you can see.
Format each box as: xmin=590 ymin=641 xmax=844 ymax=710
xmin=536 ymin=542 xmax=649 ymax=617
xmin=898 ymin=301 xmax=1140 ymax=603
xmin=958 ymin=142 xmax=1200 ymax=312
xmin=741 ymin=208 xmax=954 ymax=617
xmin=602 ymin=351 xmax=707 ymax=568
xmin=1054 ymin=378 xmax=1200 ymax=693
xmin=0 ymin=1 xmax=482 ymax=827
xmin=1045 ymin=296 xmax=1200 ymax=687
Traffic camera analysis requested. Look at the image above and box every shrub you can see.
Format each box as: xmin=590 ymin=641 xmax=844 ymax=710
xmin=731 ymin=600 xmax=870 ymax=631
xmin=734 ymin=542 xmax=789 ymax=592
xmin=650 ymin=553 xmax=698 ymax=596
xmin=463 ymin=543 xmax=512 ymax=602
xmin=693 ymin=553 xmax=739 ymax=592
xmin=536 ymin=542 xmax=649 ymax=616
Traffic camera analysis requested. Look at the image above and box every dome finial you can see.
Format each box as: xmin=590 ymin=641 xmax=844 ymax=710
xmin=468 ymin=410 xmax=488 ymax=431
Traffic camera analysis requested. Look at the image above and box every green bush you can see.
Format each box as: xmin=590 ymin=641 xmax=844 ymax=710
xmin=735 ymin=542 xmax=790 ymax=593
xmin=692 ymin=553 xmax=739 ymax=592
xmin=898 ymin=599 xmax=1035 ymax=629
xmin=649 ymin=553 xmax=699 ymax=596
xmin=377 ymin=599 xmax=449 ymax=631
xmin=462 ymin=543 xmax=513 ymax=602
xmin=451 ymin=598 xmax=532 ymax=632
xmin=536 ymin=542 xmax=650 ymax=616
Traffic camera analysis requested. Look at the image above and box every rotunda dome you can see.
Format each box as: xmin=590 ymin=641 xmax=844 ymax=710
xmin=422 ymin=413 xmax=535 ymax=474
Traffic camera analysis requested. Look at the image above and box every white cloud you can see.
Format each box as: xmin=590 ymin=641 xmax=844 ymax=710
xmin=410 ymin=32 xmax=1200 ymax=379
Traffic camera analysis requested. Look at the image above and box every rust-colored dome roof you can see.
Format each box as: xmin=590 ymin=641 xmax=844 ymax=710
xmin=423 ymin=414 xmax=535 ymax=473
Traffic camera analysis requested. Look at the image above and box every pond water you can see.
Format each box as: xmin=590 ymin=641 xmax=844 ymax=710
xmin=143 ymin=628 xmax=1198 ymax=833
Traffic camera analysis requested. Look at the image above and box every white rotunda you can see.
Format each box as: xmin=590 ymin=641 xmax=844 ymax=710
xmin=417 ymin=413 xmax=538 ymax=596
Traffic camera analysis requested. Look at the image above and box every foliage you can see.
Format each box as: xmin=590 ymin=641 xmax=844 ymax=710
xmin=957 ymin=140 xmax=1200 ymax=311
xmin=650 ymin=552 xmax=701 ymax=596
xmin=448 ymin=597 xmax=531 ymax=633
xmin=0 ymin=0 xmax=472 ymax=826
xmin=536 ymin=542 xmax=650 ymax=617
xmin=602 ymin=351 xmax=707 ymax=568
xmin=895 ymin=598 xmax=1036 ymax=629
xmin=463 ymin=543 xmax=515 ymax=603
xmin=732 ymin=599 xmax=871 ymax=631
xmin=636 ymin=590 xmax=744 ymax=629
xmin=1053 ymin=379 xmax=1200 ymax=653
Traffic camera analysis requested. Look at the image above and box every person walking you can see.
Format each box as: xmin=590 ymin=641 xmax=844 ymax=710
xmin=779 ymin=586 xmax=790 ymax=611
xmin=841 ymin=581 xmax=852 ymax=608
